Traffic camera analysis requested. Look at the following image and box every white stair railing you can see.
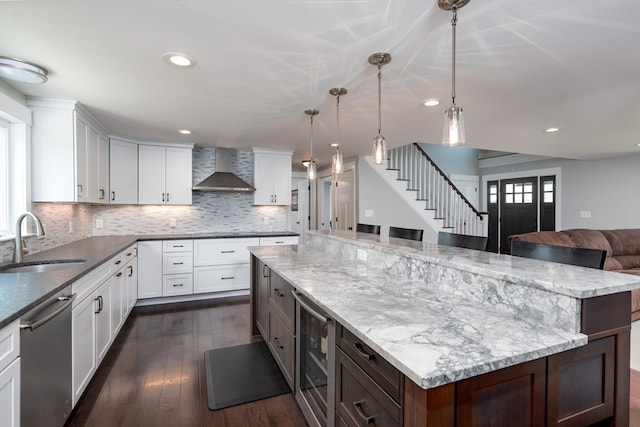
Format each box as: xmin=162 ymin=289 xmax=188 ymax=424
xmin=387 ymin=143 xmax=488 ymax=236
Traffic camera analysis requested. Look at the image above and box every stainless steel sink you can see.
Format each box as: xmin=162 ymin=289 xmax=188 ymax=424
xmin=0 ymin=259 xmax=87 ymax=273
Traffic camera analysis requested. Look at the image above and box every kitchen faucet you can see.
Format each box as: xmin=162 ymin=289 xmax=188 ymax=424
xmin=14 ymin=212 xmax=46 ymax=263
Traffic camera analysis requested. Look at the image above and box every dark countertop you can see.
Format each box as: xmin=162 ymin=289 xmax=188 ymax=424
xmin=0 ymin=231 xmax=297 ymax=329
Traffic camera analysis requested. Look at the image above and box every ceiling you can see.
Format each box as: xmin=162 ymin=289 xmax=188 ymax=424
xmin=1 ymin=0 xmax=639 ymax=171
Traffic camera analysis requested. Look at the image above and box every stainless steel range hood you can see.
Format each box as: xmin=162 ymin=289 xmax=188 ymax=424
xmin=192 ymin=148 xmax=255 ymax=192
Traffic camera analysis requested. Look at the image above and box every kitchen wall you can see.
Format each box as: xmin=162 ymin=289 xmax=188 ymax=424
xmin=0 ymin=147 xmax=288 ymax=263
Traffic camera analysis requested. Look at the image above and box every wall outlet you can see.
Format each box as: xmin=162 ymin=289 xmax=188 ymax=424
xmin=263 ymin=217 xmax=269 ymax=225
xmin=96 ymin=219 xmax=104 ymax=229
xmin=580 ymin=210 xmax=591 ymax=218
xmin=68 ymin=221 xmax=74 ymax=233
xmin=357 ymin=249 xmax=367 ymax=262
xmin=169 ymin=218 xmax=177 ymax=227
xmin=365 ymin=209 xmax=374 ymax=217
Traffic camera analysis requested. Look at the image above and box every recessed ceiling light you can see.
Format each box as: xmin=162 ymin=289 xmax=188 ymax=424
xmin=177 ymin=129 xmax=192 ymax=135
xmin=422 ymin=98 xmax=440 ymax=107
xmin=330 ymin=143 xmax=339 ymax=147
xmin=163 ymin=52 xmax=197 ymax=68
xmin=545 ymin=127 xmax=560 ymax=133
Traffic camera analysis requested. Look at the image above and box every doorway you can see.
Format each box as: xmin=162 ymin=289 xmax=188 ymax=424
xmin=317 ymin=164 xmax=356 ymax=231
xmin=485 ymin=174 xmax=557 ymax=254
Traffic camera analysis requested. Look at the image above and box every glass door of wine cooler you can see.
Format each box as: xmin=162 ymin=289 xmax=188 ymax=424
xmin=294 ymin=291 xmax=335 ymax=427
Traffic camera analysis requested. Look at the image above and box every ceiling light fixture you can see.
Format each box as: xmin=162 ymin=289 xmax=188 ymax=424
xmin=369 ymin=52 xmax=392 ymax=165
xmin=304 ymin=109 xmax=319 ymax=180
xmin=178 ymin=129 xmax=192 ymax=135
xmin=0 ymin=56 xmax=48 ymax=84
xmin=163 ymin=52 xmax=197 ymax=68
xmin=439 ymin=0 xmax=470 ymax=147
xmin=423 ymin=98 xmax=440 ymax=107
xmin=545 ymin=127 xmax=560 ymax=133
xmin=302 ymin=160 xmax=312 ymax=168
xmin=329 ymin=87 xmax=347 ymax=175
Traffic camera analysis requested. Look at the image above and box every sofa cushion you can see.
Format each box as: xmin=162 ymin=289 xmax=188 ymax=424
xmin=507 ymin=231 xmax=576 ymax=248
xmin=563 ymin=229 xmax=624 ymax=271
xmin=601 ymin=229 xmax=640 ymax=257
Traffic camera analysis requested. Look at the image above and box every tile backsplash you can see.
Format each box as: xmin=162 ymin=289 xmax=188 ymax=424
xmin=0 ymin=147 xmax=289 ymax=263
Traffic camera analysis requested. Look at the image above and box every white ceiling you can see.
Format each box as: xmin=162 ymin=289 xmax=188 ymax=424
xmin=1 ymin=0 xmax=639 ymax=170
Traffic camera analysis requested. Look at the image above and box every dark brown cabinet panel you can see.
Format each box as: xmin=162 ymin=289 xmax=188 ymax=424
xmin=547 ymin=336 xmax=615 ymax=426
xmin=336 ymin=348 xmax=402 ymax=427
xmin=255 ymin=259 xmax=270 ymax=339
xmin=337 ymin=324 xmax=403 ymax=403
xmin=456 ymin=358 xmax=546 ymax=427
xmin=269 ymin=310 xmax=295 ymax=389
xmin=269 ymin=272 xmax=296 ymax=333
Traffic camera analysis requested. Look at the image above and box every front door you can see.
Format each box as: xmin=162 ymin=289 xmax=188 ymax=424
xmin=499 ymin=177 xmax=538 ymax=254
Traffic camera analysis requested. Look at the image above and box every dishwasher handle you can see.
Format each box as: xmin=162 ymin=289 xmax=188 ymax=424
xmin=20 ymin=294 xmax=77 ymax=331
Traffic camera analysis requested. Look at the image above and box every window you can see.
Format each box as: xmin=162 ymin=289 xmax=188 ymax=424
xmin=504 ymin=181 xmax=534 ymax=204
xmin=489 ymin=183 xmax=498 ymax=204
xmin=0 ymin=91 xmax=30 ymax=238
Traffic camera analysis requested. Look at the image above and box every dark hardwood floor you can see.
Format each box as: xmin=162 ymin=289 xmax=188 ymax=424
xmin=66 ymin=296 xmax=307 ymax=427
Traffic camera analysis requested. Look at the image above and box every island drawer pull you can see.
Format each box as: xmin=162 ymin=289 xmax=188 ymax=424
xmin=353 ymin=400 xmax=374 ymax=424
xmin=273 ymin=288 xmax=284 ymax=298
xmin=354 ymin=343 xmax=374 ymax=361
xmin=274 ymin=337 xmax=284 ymax=349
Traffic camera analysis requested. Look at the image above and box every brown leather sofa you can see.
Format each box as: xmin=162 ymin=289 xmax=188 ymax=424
xmin=508 ymin=229 xmax=640 ymax=320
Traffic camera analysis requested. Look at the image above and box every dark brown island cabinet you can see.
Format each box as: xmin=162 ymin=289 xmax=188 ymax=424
xmin=251 ymin=255 xmax=631 ymax=427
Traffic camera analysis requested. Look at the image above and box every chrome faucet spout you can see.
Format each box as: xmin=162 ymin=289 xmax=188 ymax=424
xmin=14 ymin=212 xmax=46 ymax=263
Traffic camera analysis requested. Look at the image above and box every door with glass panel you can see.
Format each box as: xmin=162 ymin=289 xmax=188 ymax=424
xmin=499 ymin=177 xmax=538 ymax=254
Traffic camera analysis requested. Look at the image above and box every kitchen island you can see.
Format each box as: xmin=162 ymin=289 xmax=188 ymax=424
xmin=249 ymin=230 xmax=640 ymax=426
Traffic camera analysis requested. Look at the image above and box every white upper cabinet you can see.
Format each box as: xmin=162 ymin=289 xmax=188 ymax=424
xmin=253 ymin=148 xmax=293 ymax=205
xmin=109 ymin=137 xmax=138 ymax=204
xmin=29 ymin=99 xmax=110 ymax=203
xmin=138 ymin=144 xmax=193 ymax=205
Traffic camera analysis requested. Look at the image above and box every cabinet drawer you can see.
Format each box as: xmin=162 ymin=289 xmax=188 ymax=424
xmin=112 ymin=245 xmax=137 ymax=270
xmin=193 ymin=264 xmax=250 ymax=294
xmin=163 ymin=240 xmax=193 ymax=252
xmin=162 ymin=274 xmax=193 ymax=297
xmin=269 ymin=272 xmax=295 ymax=333
xmin=72 ymin=261 xmax=112 ymax=305
xmin=336 ymin=348 xmax=402 ymax=427
xmin=259 ymin=236 xmax=299 ymax=246
xmin=337 ymin=324 xmax=402 ymax=403
xmin=269 ymin=311 xmax=295 ymax=389
xmin=194 ymin=238 xmax=259 ymax=266
xmin=0 ymin=319 xmax=19 ymax=373
xmin=163 ymin=252 xmax=193 ymax=274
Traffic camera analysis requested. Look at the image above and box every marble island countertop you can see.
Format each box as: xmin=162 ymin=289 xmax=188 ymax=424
xmin=249 ymin=231 xmax=640 ymax=389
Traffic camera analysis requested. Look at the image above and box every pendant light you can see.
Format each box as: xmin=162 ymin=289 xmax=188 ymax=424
xmin=439 ymin=0 xmax=470 ymax=147
xmin=304 ymin=109 xmax=319 ymax=180
xmin=329 ymin=88 xmax=347 ymax=175
xmin=368 ymin=52 xmax=392 ymax=164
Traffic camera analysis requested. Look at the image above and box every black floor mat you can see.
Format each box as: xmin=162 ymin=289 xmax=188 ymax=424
xmin=204 ymin=341 xmax=291 ymax=410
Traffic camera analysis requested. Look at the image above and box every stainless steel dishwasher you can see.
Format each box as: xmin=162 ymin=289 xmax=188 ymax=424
xmin=20 ymin=285 xmax=76 ymax=427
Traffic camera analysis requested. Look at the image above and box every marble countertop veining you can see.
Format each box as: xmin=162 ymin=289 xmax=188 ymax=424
xmin=310 ymin=230 xmax=640 ymax=299
xmin=250 ymin=244 xmax=590 ymax=389
xmin=0 ymin=231 xmax=297 ymax=329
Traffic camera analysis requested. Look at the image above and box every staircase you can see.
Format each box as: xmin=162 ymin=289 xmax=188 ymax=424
xmin=374 ymin=143 xmax=488 ymax=237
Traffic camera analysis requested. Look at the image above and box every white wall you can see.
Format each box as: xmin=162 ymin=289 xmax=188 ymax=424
xmin=358 ymin=155 xmax=437 ymax=241
xmin=480 ymin=153 xmax=640 ymax=230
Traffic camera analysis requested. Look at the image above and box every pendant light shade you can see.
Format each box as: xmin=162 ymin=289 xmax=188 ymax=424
xmin=304 ymin=109 xmax=319 ymax=180
xmin=439 ymin=0 xmax=470 ymax=147
xmin=368 ymin=52 xmax=391 ymax=164
xmin=329 ymin=88 xmax=347 ymax=175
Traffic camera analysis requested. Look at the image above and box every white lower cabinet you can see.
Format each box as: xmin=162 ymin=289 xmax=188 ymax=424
xmin=0 ymin=320 xmax=20 ymax=427
xmin=194 ymin=238 xmax=259 ymax=294
xmin=72 ymin=245 xmax=137 ymax=406
xmin=138 ymin=241 xmax=162 ymax=299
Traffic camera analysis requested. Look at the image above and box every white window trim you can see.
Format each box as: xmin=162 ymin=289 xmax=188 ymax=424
xmin=0 ymin=90 xmax=32 ymax=241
